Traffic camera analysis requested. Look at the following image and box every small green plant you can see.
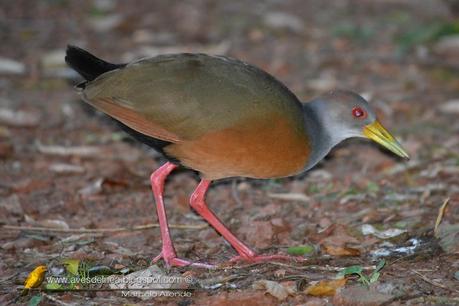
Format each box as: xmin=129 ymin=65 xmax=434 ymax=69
xmin=287 ymin=245 xmax=315 ymax=256
xmin=396 ymin=21 xmax=459 ymax=53
xmin=336 ymin=260 xmax=386 ymax=286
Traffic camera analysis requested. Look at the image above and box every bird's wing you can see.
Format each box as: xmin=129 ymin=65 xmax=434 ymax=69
xmin=81 ymin=54 xmax=304 ymax=143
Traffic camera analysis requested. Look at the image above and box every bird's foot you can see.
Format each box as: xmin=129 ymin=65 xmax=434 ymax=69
xmin=228 ymin=253 xmax=306 ymax=264
xmin=152 ymin=251 xmax=215 ymax=269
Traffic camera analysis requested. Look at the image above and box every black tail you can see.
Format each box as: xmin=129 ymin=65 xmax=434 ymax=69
xmin=65 ymin=45 xmax=125 ymax=84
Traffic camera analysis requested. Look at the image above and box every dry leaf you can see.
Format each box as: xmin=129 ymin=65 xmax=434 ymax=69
xmin=78 ymin=178 xmax=104 ymax=197
xmin=0 ymin=108 xmax=40 ymax=127
xmin=434 ymin=198 xmax=450 ymax=237
xmin=318 ymin=224 xmax=360 ymax=245
xmin=39 ymin=219 xmax=70 ymax=230
xmin=305 ymin=278 xmax=346 ymax=297
xmin=253 ymin=279 xmax=293 ymax=301
xmin=322 ymin=245 xmax=361 ymax=256
xmin=361 ymin=224 xmax=407 ymax=239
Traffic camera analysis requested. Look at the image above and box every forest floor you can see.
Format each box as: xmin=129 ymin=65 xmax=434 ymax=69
xmin=1 ymin=1 xmax=458 ymax=305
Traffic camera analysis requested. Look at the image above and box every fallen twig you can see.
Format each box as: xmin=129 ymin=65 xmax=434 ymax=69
xmin=220 ymin=261 xmax=376 ymax=272
xmin=269 ymin=262 xmax=376 ymax=272
xmin=267 ymin=192 xmax=310 ymax=202
xmin=434 ymin=198 xmax=449 ymax=237
xmin=35 ymin=142 xmax=102 ymax=157
xmin=411 ymin=269 xmax=459 ymax=294
xmin=2 ymin=222 xmax=207 ymax=233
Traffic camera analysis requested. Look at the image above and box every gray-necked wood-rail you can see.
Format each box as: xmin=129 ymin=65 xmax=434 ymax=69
xmin=65 ymin=45 xmax=409 ymax=268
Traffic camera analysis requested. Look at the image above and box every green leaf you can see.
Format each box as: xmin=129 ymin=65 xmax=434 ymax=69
xmin=368 ymin=260 xmax=386 ymax=284
xmin=375 ymin=260 xmax=386 ymax=273
xmin=28 ymin=295 xmax=42 ymax=306
xmin=336 ymin=265 xmax=363 ymax=278
xmin=337 ymin=261 xmax=386 ymax=285
xmin=287 ymin=245 xmax=314 ymax=256
xmin=336 ymin=266 xmax=363 ymax=278
xmin=369 ymin=271 xmax=381 ymax=284
xmin=358 ymin=274 xmax=370 ymax=286
xmin=337 ymin=265 xmax=370 ymax=285
xmin=62 ymin=259 xmax=80 ymax=276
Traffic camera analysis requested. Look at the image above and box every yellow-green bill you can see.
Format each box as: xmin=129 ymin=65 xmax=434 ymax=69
xmin=363 ymin=120 xmax=409 ymax=159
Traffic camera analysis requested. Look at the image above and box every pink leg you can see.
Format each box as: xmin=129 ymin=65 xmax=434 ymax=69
xmin=190 ymin=180 xmax=305 ymax=264
xmin=150 ymin=162 xmax=213 ymax=269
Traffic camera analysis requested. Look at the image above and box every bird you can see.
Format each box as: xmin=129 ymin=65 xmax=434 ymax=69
xmin=65 ymin=45 xmax=409 ymax=268
xmin=22 ymin=265 xmax=47 ymax=295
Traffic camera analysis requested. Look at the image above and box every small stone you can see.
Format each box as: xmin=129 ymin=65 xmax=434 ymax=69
xmin=264 ymin=12 xmax=304 ymax=33
xmin=88 ymin=14 xmax=123 ymax=32
xmin=439 ymin=99 xmax=459 ymax=114
xmin=0 ymin=57 xmax=25 ymax=74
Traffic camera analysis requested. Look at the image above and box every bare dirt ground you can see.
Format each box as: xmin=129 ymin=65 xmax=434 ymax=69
xmin=1 ymin=1 xmax=458 ymax=305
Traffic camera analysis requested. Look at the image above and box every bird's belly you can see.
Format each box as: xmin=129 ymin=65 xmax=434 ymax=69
xmin=166 ymin=114 xmax=310 ymax=180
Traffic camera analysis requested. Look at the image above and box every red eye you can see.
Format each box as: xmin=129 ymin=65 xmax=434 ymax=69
xmin=352 ymin=107 xmax=366 ymax=119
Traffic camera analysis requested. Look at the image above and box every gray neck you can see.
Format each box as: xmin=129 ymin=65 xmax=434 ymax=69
xmin=302 ymin=100 xmax=337 ymax=171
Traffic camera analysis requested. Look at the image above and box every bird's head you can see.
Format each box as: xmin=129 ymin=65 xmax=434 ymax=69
xmin=311 ymin=90 xmax=409 ymax=159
